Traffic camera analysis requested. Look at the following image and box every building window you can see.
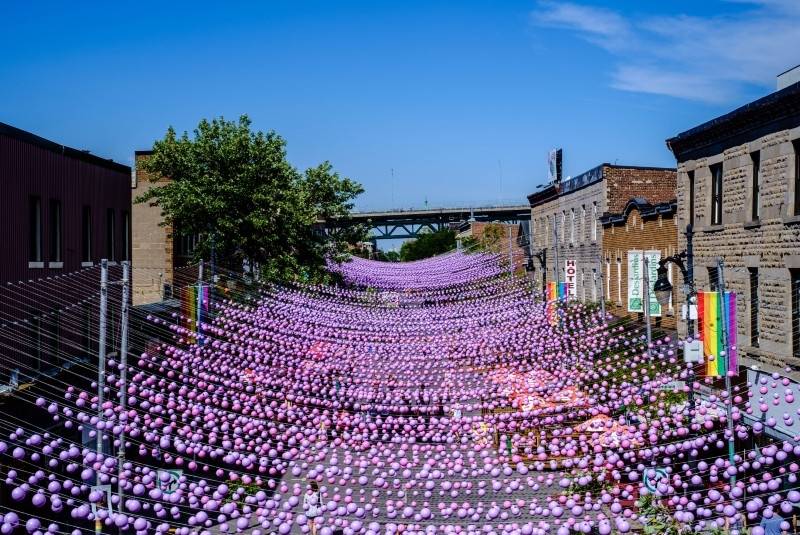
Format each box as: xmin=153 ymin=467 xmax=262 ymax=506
xmin=545 ymin=217 xmax=549 ymax=247
xmin=751 ymin=151 xmax=760 ymax=220
xmin=708 ymin=266 xmax=719 ymax=291
xmin=29 ymin=196 xmax=42 ymax=263
xmin=82 ymin=207 xmax=92 ymax=263
xmin=793 ymin=269 xmax=800 ymax=358
xmin=49 ymin=199 xmax=62 ymax=263
xmin=122 ymin=211 xmax=130 ymax=262
xmin=605 ymin=258 xmax=610 ymax=301
xmin=570 ymin=209 xmax=575 ymax=245
xmin=580 ymin=206 xmax=586 ymax=243
xmin=710 ymin=163 xmax=723 ymax=226
xmin=688 ymin=170 xmax=695 ymax=227
xmin=592 ymin=268 xmax=598 ymax=301
xmin=794 ymin=140 xmax=800 ymax=216
xmin=616 ymin=257 xmax=622 ymax=303
xmin=106 ymin=209 xmax=116 ymax=261
xmin=749 ymin=268 xmax=759 ymax=347
xmin=561 ymin=212 xmax=566 ymax=243
xmin=789 ymin=269 xmax=800 ymax=358
xmin=591 ymin=203 xmax=598 ymax=241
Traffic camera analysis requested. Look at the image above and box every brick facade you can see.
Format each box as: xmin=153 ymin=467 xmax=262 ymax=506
xmin=601 ymin=200 xmax=679 ymax=329
xmin=528 ymin=164 xmax=676 ymax=303
xmin=132 ymin=152 xmax=174 ymax=305
xmin=667 ymin=81 xmax=800 ymax=371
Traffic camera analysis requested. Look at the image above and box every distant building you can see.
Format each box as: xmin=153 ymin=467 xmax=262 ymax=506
xmin=0 ymin=122 xmax=130 ymax=386
xmin=456 ymin=221 xmax=527 ymax=271
xmin=527 ymin=164 xmax=676 ymax=303
xmin=132 ymin=151 xmax=198 ymax=305
xmin=667 ymin=78 xmax=800 ymax=370
xmin=600 ymin=198 xmax=679 ymax=329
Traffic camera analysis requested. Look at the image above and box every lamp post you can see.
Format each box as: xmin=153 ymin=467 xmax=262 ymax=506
xmin=652 ymin=246 xmax=697 ymax=411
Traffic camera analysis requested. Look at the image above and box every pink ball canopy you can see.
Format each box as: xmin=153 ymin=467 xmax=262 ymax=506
xmin=0 ymin=252 xmax=788 ymax=534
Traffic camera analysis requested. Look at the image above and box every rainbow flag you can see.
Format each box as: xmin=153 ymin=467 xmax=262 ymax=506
xmin=546 ymin=282 xmax=569 ymax=326
xmin=697 ymin=291 xmax=738 ymax=377
xmin=181 ymin=284 xmax=209 ymax=343
xmin=546 ymin=281 xmax=569 ymax=301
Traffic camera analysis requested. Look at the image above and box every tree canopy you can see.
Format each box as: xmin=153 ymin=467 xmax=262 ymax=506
xmin=399 ymin=229 xmax=457 ymax=261
xmin=136 ymin=115 xmax=365 ymax=283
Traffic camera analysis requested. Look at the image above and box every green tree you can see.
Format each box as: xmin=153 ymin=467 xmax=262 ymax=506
xmin=136 ymin=115 xmax=365 ymax=283
xmin=399 ymin=229 xmax=457 ymax=261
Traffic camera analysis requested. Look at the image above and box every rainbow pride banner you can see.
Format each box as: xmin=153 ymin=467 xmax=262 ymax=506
xmin=546 ymin=282 xmax=569 ymax=326
xmin=546 ymin=281 xmax=569 ymax=302
xmin=697 ymin=291 xmax=738 ymax=377
xmin=181 ymin=284 xmax=209 ymax=344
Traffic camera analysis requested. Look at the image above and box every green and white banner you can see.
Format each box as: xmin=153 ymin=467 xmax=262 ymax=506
xmin=627 ymin=250 xmax=661 ymax=317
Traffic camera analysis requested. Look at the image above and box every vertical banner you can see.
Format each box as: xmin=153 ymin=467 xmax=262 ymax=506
xmin=627 ymin=250 xmax=662 ymax=316
xmin=546 ymin=281 xmax=568 ymax=326
xmin=564 ymin=260 xmax=578 ymax=298
xmin=627 ymin=251 xmax=643 ymax=312
xmin=644 ymin=250 xmax=662 ymax=317
xmin=698 ymin=291 xmax=738 ymax=376
xmin=181 ymin=283 xmax=209 ymax=343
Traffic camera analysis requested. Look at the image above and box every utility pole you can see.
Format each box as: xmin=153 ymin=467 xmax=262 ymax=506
xmin=508 ymin=225 xmax=514 ymax=278
xmin=118 ymin=261 xmax=129 ymax=516
xmin=686 ymin=224 xmax=696 ymax=411
xmin=552 ymin=215 xmax=560 ymax=284
xmin=717 ymin=259 xmax=736 ymax=489
xmin=97 ymin=259 xmax=108 ymax=455
xmin=597 ymin=254 xmax=606 ymax=320
xmin=643 ymin=256 xmax=652 ymax=358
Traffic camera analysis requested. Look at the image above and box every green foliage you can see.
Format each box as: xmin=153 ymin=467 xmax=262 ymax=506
xmin=460 ymin=223 xmax=507 ymax=253
xmin=637 ymin=493 xmax=685 ymax=535
xmin=135 ymin=115 xmax=366 ymax=283
xmin=399 ymin=229 xmax=457 ymax=261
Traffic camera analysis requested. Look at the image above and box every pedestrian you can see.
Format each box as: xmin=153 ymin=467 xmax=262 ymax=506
xmin=304 ymin=481 xmax=322 ymax=535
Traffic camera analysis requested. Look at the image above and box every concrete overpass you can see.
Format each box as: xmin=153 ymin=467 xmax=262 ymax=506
xmin=326 ymin=204 xmax=531 ymax=241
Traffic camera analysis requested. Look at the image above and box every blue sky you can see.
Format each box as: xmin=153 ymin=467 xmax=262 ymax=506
xmin=2 ymin=0 xmax=798 ymax=211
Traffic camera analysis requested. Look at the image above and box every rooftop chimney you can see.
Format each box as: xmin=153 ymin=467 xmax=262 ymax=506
xmin=777 ymin=64 xmax=800 ymax=90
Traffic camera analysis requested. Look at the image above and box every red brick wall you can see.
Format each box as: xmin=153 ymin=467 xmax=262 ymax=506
xmin=602 ymin=204 xmax=680 ymax=329
xmin=605 ymin=167 xmax=677 ymax=214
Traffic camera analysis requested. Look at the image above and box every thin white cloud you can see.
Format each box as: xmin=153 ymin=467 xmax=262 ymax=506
xmin=531 ymin=1 xmax=800 ymax=103
xmin=532 ymin=1 xmax=632 ymax=51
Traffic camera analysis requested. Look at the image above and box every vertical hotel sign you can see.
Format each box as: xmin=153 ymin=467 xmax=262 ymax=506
xmin=627 ymin=250 xmax=661 ymax=316
xmin=564 ymin=260 xmax=578 ymax=298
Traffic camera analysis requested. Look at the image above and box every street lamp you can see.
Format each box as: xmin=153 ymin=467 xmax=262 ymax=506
xmin=652 ymin=252 xmax=689 ymax=306
xmin=652 ymin=249 xmax=698 ymax=411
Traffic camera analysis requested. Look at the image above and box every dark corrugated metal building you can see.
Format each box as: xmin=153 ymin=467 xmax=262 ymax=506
xmin=0 ymin=122 xmax=130 ymax=386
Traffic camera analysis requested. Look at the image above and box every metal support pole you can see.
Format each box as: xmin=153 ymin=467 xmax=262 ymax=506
xmin=598 ymin=254 xmax=606 ymax=320
xmin=508 ymin=226 xmax=514 ymax=278
xmin=686 ymin=224 xmax=696 ymax=411
xmin=643 ymin=256 xmax=652 ymax=358
xmin=553 ymin=216 xmax=560 ymax=284
xmin=198 ymin=259 xmax=204 ymax=284
xmin=717 ymin=259 xmax=736 ymax=489
xmin=97 ymin=259 xmax=108 ymax=455
xmin=118 ymin=261 xmax=129 ymax=515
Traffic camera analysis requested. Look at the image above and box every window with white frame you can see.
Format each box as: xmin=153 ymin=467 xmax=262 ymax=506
xmin=591 ymin=203 xmax=598 ymax=241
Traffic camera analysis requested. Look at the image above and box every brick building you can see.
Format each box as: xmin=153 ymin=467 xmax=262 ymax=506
xmin=667 ymin=77 xmax=800 ymax=370
xmin=527 ymin=164 xmax=676 ymax=303
xmin=600 ymin=198 xmax=679 ymax=329
xmin=132 ymin=151 xmax=198 ymax=305
xmin=456 ymin=221 xmax=528 ymax=272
